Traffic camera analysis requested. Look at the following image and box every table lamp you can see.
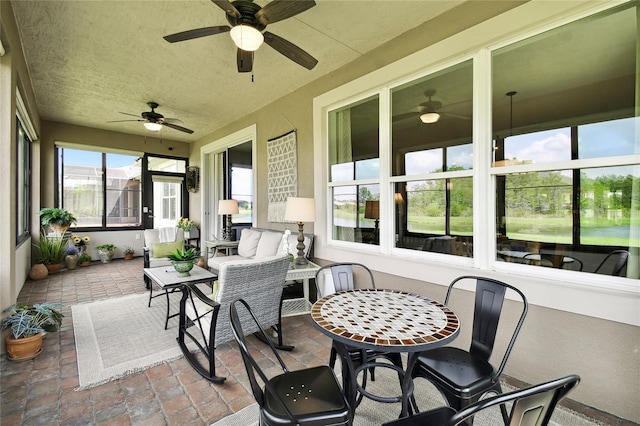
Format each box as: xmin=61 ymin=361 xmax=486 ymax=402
xmin=364 ymin=200 xmax=380 ymax=244
xmin=284 ymin=197 xmax=315 ymax=265
xmin=218 ymin=199 xmax=239 ymax=241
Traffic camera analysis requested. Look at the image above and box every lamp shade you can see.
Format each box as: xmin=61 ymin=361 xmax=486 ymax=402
xmin=230 ymin=25 xmax=264 ymax=51
xmin=218 ymin=199 xmax=239 ymax=215
xmin=144 ymin=122 xmax=163 ymax=131
xmin=364 ymin=200 xmax=380 ymax=220
xmin=284 ymin=197 xmax=316 ymax=223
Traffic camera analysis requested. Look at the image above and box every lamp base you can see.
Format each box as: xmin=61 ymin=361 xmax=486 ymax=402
xmin=295 ymin=221 xmax=307 ymax=265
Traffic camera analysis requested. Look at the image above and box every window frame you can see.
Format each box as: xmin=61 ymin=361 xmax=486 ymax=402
xmin=55 ymin=145 xmax=146 ymax=231
xmin=15 ymin=117 xmax=31 ymax=246
xmin=313 ymin=0 xmax=639 ymax=326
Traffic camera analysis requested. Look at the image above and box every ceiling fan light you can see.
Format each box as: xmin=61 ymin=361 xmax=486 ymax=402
xmin=144 ymin=122 xmax=163 ymax=132
xmin=230 ymin=25 xmax=264 ymax=51
xmin=420 ymin=112 xmax=440 ymax=123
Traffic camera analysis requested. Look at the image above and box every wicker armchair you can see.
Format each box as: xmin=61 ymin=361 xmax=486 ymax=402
xmin=177 ymin=255 xmax=291 ymax=383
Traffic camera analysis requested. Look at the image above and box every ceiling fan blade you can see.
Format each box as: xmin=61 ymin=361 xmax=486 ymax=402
xmin=256 ymin=0 xmax=316 ymax=26
xmin=237 ymin=49 xmax=253 ymax=73
xmin=392 ymin=112 xmax=419 ymax=122
xmin=211 ymin=0 xmax=241 ymax=19
xmin=107 ymin=119 xmax=144 ymax=123
xmin=442 ymin=111 xmax=471 ymax=120
xmin=162 ymin=122 xmax=194 ymax=134
xmin=163 ymin=117 xmax=185 ymax=124
xmin=263 ymin=31 xmax=317 ymax=70
xmin=163 ymin=26 xmax=230 ymax=43
xmin=118 ymin=112 xmax=142 ymax=118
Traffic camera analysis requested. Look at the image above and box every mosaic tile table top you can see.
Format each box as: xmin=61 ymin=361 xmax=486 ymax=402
xmin=311 ymin=288 xmax=459 ymax=350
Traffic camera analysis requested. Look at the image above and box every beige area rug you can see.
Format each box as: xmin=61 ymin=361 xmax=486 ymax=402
xmin=212 ymin=362 xmax=604 ymax=426
xmin=72 ymin=292 xmax=186 ymax=390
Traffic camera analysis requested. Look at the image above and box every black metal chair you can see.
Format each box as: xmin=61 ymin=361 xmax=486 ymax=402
xmin=383 ymin=374 xmax=580 ymax=426
xmin=410 ymin=275 xmax=528 ymax=423
xmin=594 ymin=249 xmax=629 ymax=276
xmin=315 ymin=263 xmax=404 ymax=405
xmin=230 ymin=298 xmax=352 ymax=426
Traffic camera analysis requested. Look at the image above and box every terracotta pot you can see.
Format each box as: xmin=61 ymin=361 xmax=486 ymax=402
xmin=80 ymin=261 xmax=91 ymax=267
xmin=196 ymin=257 xmax=205 ymax=268
xmin=5 ymin=333 xmax=43 ymax=362
xmin=45 ymin=263 xmax=62 ymax=274
xmin=28 ymin=263 xmax=49 ymax=280
xmin=124 ymin=253 xmax=134 ymax=260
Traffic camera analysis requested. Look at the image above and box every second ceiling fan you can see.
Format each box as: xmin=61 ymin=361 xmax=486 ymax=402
xmin=163 ymin=0 xmax=318 ymax=73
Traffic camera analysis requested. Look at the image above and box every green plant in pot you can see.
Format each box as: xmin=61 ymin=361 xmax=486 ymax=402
xmin=38 ymin=207 xmax=77 ymax=235
xmin=1 ymin=302 xmax=64 ymax=361
xmin=36 ymin=234 xmax=68 ymax=273
xmin=79 ymin=253 xmax=92 ymax=266
xmin=167 ymin=247 xmax=201 ymax=277
xmin=96 ymin=244 xmax=116 ymax=264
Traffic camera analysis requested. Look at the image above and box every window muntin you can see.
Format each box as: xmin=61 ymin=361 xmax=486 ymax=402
xmin=58 ymin=148 xmax=141 ymax=228
xmin=492 ymin=3 xmax=638 ymax=277
xmin=16 ymin=119 xmax=31 ymax=244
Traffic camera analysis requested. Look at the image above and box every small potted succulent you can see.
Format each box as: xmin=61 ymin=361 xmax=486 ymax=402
xmin=1 ymin=302 xmax=64 ymax=361
xmin=167 ymin=247 xmax=201 ymax=277
xmin=96 ymin=244 xmax=116 ymax=264
xmin=79 ymin=253 xmax=92 ymax=266
xmin=123 ymin=246 xmax=135 ymax=260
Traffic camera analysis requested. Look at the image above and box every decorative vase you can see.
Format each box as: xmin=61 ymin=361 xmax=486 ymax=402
xmin=5 ymin=333 xmax=43 ymax=362
xmin=29 ymin=263 xmax=49 ymax=280
xmin=65 ymin=254 xmax=79 ymax=270
xmin=45 ymin=263 xmax=62 ymax=274
xmin=171 ymin=260 xmax=195 ymax=277
xmin=98 ymin=249 xmax=114 ymax=264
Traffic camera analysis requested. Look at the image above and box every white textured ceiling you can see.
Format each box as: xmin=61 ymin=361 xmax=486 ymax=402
xmin=10 ymin=0 xmax=463 ymax=143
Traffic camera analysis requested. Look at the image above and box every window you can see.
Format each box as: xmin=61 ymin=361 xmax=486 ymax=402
xmin=328 ymin=96 xmax=380 ymax=244
xmin=57 ymin=147 xmax=142 ymax=228
xmin=492 ymin=4 xmax=638 ymax=277
xmin=16 ymin=119 xmax=31 ymax=244
xmin=321 ymin=1 xmax=638 ymax=281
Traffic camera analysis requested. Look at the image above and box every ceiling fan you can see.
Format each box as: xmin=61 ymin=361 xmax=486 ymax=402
xmin=394 ymin=90 xmax=471 ymax=124
xmin=163 ymin=0 xmax=318 ymax=73
xmin=108 ymin=102 xmax=194 ymax=134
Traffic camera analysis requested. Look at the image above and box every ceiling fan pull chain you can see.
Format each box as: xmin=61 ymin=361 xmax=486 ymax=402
xmin=252 ymin=72 xmax=254 ymax=82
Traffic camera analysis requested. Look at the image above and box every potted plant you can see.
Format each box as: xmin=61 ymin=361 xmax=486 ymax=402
xmin=1 ymin=302 xmax=64 ymax=361
xmin=38 ymin=207 xmax=77 ymax=235
xmin=167 ymin=247 xmax=201 ymax=277
xmin=71 ymin=234 xmax=91 ymax=256
xmin=96 ymin=244 xmax=116 ymax=264
xmin=177 ymin=217 xmax=198 ymax=239
xmin=79 ymin=253 xmax=92 ymax=266
xmin=123 ymin=246 xmax=135 ymax=260
xmin=65 ymin=246 xmax=80 ymax=270
xmin=36 ymin=233 xmax=68 ymax=273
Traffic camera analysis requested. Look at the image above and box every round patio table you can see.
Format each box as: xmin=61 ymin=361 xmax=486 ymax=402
xmin=311 ymin=288 xmax=459 ymax=418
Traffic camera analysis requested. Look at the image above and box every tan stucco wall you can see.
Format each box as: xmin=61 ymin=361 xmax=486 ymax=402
xmin=3 ymin=0 xmax=638 ymax=421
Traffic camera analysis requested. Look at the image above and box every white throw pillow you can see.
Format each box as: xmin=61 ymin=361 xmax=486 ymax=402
xmin=280 ymin=233 xmax=311 ymax=258
xmin=255 ymin=232 xmax=282 ymax=258
xmin=237 ymin=228 xmax=261 ymax=258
